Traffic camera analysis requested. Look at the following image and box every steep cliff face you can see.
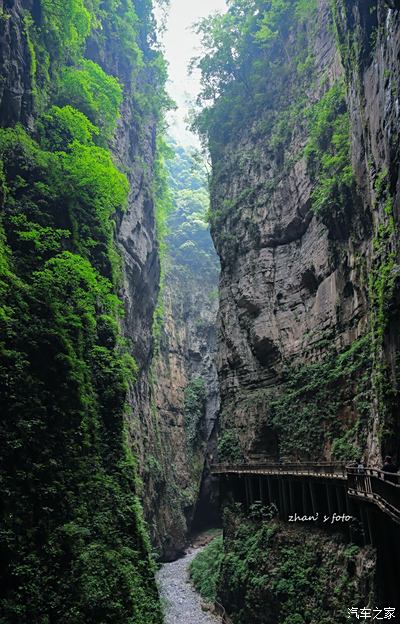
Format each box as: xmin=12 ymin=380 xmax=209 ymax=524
xmin=0 ymin=0 xmax=34 ymax=126
xmin=0 ymin=1 xmax=167 ymax=621
xmin=333 ymin=0 xmax=400 ymax=462
xmin=150 ymin=265 xmax=219 ymax=559
xmin=85 ymin=1 xmax=166 ymax=553
xmin=198 ymin=0 xmax=400 ymax=465
xmin=189 ymin=2 xmax=400 ymax=621
xmin=142 ymin=145 xmax=220 ymax=560
xmin=86 ymin=12 xmax=161 ymax=379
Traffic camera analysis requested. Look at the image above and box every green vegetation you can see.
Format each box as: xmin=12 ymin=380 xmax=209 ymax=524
xmin=154 ymin=136 xmax=174 ymax=257
xmin=367 ymin=170 xmax=399 ymax=446
xmin=304 ymin=82 xmax=354 ymax=217
xmin=191 ymin=0 xmax=318 ymax=154
xmin=56 ymin=61 xmax=123 ymax=138
xmin=218 ymin=429 xmax=243 ymax=463
xmin=166 ymin=141 xmax=218 ymax=275
xmin=189 ymin=536 xmax=224 ymax=602
xmin=218 ymin=335 xmax=372 ymax=463
xmin=152 ymin=140 xmax=219 ymax=345
xmin=151 ymin=136 xmax=174 ymax=346
xmin=184 ymin=378 xmax=206 ymax=447
xmin=0 ymin=0 xmax=169 ymax=621
xmin=269 ymin=335 xmax=372 ymax=459
xmin=215 ymin=508 xmax=375 ymax=624
xmin=331 ymin=0 xmax=400 ymax=452
xmin=37 ymin=105 xmax=100 ymax=149
xmin=40 ymin=0 xmax=91 ymax=61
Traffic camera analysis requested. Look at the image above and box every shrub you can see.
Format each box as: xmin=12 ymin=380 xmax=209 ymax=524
xmin=189 ymin=536 xmax=224 ymax=602
xmin=37 ymin=105 xmax=99 ymax=150
xmin=56 ymin=60 xmax=123 ymax=137
xmin=218 ymin=430 xmax=243 ymax=462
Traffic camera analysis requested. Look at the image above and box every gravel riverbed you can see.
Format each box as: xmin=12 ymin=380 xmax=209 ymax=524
xmin=157 ymin=547 xmax=222 ymax=624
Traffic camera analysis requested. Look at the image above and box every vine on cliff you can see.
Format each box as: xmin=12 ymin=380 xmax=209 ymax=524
xmin=269 ymin=336 xmax=372 ymax=460
xmin=304 ymin=81 xmax=354 ymax=218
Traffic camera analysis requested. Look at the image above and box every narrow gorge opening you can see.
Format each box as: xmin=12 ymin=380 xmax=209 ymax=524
xmin=148 ymin=139 xmax=222 ymax=561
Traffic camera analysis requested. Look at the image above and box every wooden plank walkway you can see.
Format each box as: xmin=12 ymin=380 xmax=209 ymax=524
xmin=212 ymin=462 xmax=400 ymax=524
xmin=212 ymin=462 xmax=347 ymax=480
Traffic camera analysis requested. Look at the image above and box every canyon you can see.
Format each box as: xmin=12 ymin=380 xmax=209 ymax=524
xmin=0 ymin=0 xmax=399 ymax=623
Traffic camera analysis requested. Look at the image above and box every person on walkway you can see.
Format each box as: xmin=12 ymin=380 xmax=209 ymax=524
xmin=355 ymin=459 xmax=365 ymax=490
xmin=381 ymin=456 xmax=398 ymax=484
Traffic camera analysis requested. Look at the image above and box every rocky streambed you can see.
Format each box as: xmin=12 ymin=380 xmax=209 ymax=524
xmin=157 ymin=547 xmax=221 ymax=624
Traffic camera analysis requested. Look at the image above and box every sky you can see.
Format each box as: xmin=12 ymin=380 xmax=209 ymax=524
xmin=157 ymin=0 xmax=228 ymax=147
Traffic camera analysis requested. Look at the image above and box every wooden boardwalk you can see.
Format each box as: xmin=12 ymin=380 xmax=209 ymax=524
xmin=212 ymin=461 xmax=347 ymax=480
xmin=212 ymin=462 xmax=400 ymax=525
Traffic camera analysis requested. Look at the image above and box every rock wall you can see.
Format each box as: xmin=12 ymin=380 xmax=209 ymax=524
xmin=85 ymin=6 xmax=166 ymax=553
xmin=210 ymin=0 xmax=400 ymax=466
xmin=0 ymin=1 xmax=166 ymax=620
xmin=0 ymin=1 xmax=220 ymax=564
xmin=190 ymin=2 xmax=400 ymax=620
xmin=142 ymin=146 xmax=220 ymax=560
xmin=334 ymin=0 xmax=400 ymax=462
xmin=0 ymin=0 xmax=34 ymax=127
xmin=150 ymin=265 xmax=220 ymax=560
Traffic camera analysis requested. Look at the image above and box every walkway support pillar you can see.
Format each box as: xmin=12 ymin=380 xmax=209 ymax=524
xmin=366 ymin=508 xmax=375 ymax=547
xmin=267 ymin=477 xmax=273 ymax=506
xmin=259 ymin=476 xmax=264 ymax=504
xmin=244 ymin=477 xmax=250 ymax=510
xmin=326 ymin=484 xmax=334 ymax=518
xmin=302 ymin=482 xmax=309 ymax=516
xmin=289 ymin=480 xmax=295 ymax=514
xmin=309 ymin=481 xmax=318 ymax=516
xmin=278 ymin=479 xmax=284 ymax=519
xmin=282 ymin=480 xmax=289 ymax=520
xmin=336 ymin=485 xmax=345 ymax=515
xmin=249 ymin=477 xmax=254 ymax=506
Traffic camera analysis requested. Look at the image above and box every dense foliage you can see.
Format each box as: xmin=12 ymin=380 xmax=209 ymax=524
xmin=0 ymin=0 xmax=168 ymax=621
xmin=56 ymin=61 xmax=123 ymax=138
xmin=152 ymin=141 xmax=219 ymax=344
xmin=191 ymin=0 xmax=318 ymax=152
xmin=184 ymin=378 xmax=207 ymax=447
xmin=217 ymin=429 xmax=243 ymax=463
xmin=269 ymin=336 xmax=372 ymax=460
xmin=215 ymin=508 xmax=375 ymax=624
xmin=166 ymin=141 xmax=219 ymax=276
xmin=189 ymin=535 xmax=224 ymax=601
xmin=304 ymin=81 xmax=354 ymax=217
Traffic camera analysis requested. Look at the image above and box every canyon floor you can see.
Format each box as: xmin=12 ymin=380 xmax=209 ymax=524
xmin=157 ymin=546 xmax=221 ymax=624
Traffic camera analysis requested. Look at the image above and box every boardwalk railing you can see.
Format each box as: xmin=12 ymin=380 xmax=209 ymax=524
xmin=212 ymin=462 xmax=400 ymax=524
xmin=347 ymin=467 xmax=400 ymax=524
xmin=212 ymin=461 xmax=347 ymax=479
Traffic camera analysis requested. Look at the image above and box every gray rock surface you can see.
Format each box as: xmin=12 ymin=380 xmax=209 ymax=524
xmin=210 ymin=0 xmax=400 ymax=463
xmin=149 ymin=253 xmax=221 ymax=560
xmin=0 ymin=0 xmax=34 ymax=127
